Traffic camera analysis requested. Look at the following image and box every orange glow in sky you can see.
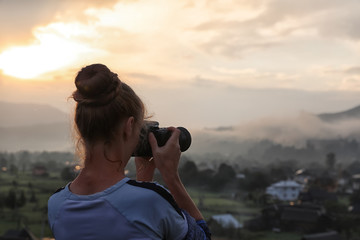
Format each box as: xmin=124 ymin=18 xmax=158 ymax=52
xmin=0 ymin=0 xmax=359 ymax=89
xmin=0 ymin=22 xmax=100 ymax=79
xmin=0 ymin=0 xmax=360 ymax=128
xmin=0 ymin=34 xmax=81 ymax=79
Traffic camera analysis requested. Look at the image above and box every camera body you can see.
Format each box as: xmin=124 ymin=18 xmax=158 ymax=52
xmin=133 ymin=121 xmax=192 ymax=157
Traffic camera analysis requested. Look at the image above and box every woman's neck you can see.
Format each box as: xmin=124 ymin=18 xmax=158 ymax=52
xmin=69 ymin=143 xmax=128 ymax=195
xmin=70 ymin=166 xmax=126 ymax=195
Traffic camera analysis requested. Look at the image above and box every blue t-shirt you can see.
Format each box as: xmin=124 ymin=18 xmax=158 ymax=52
xmin=48 ymin=177 xmax=189 ymax=240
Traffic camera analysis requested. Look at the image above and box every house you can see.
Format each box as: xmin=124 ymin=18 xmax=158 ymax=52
xmin=348 ymin=203 xmax=360 ymax=214
xmin=236 ymin=173 xmax=245 ymax=179
xmin=244 ymin=203 xmax=332 ymax=233
xmin=280 ymin=206 xmax=330 ymax=232
xmin=209 ymin=214 xmax=242 ymax=229
xmin=299 ymin=187 xmax=338 ymax=204
xmin=266 ymin=180 xmax=302 ymax=201
xmin=32 ymin=165 xmax=48 ymax=176
xmin=0 ymin=157 xmax=7 ymax=172
xmin=352 ymin=173 xmax=360 ymax=191
xmin=294 ymin=168 xmax=311 ymax=186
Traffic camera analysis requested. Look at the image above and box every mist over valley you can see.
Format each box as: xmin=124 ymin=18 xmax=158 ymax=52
xmin=1 ymin=101 xmax=360 ymax=167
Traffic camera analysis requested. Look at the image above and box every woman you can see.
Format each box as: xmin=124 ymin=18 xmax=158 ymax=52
xmin=47 ymin=64 xmax=211 ymax=240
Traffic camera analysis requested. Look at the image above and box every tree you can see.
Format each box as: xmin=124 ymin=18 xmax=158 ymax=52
xmin=0 ymin=193 xmax=5 ymax=215
xmin=61 ymin=166 xmax=75 ymax=181
xmin=210 ymin=163 xmax=236 ymax=191
xmin=5 ymin=189 xmax=16 ymax=210
xmin=29 ymin=191 xmax=38 ymax=203
xmin=19 ymin=190 xmax=26 ymax=207
xmin=46 ymin=159 xmax=59 ymax=171
xmin=179 ymin=160 xmax=198 ymax=185
xmin=18 ymin=150 xmax=30 ymax=172
xmin=350 ymin=189 xmax=360 ymax=205
xmin=4 ymin=189 xmax=26 ymax=210
xmin=239 ymin=171 xmax=270 ymax=192
xmin=0 ymin=157 xmax=8 ymax=171
xmin=197 ymin=169 xmax=215 ymax=187
xmin=269 ymin=166 xmax=288 ymax=182
xmin=326 ymin=152 xmax=336 ymax=170
xmin=9 ymin=164 xmax=18 ymax=176
xmin=12 ymin=180 xmax=18 ymax=188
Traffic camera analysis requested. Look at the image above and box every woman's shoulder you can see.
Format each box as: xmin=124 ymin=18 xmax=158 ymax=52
xmin=109 ymin=179 xmax=183 ymax=218
xmin=125 ymin=180 xmax=174 ymax=201
xmin=127 ymin=180 xmax=176 ymax=202
xmin=48 ymin=183 xmax=71 ymax=202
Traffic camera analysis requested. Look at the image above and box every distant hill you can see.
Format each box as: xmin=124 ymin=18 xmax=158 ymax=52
xmin=0 ymin=122 xmax=73 ymax=152
xmin=0 ymin=101 xmax=72 ymax=151
xmin=2 ymin=101 xmax=360 ymax=153
xmin=0 ymin=101 xmax=69 ymax=127
xmin=318 ymin=105 xmax=360 ymax=122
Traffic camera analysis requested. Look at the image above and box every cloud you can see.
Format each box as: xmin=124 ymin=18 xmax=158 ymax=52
xmin=189 ymin=109 xmax=360 ymax=159
xmin=339 ymin=77 xmax=360 ymax=91
xmin=308 ymin=65 xmax=360 ymax=91
xmin=200 ymin=33 xmax=280 ymax=58
xmin=123 ymin=72 xmax=163 ymax=86
xmin=346 ymin=66 xmax=360 ymax=75
xmin=0 ymin=0 xmax=118 ymax=50
xmin=316 ymin=2 xmax=360 ymax=40
xmin=83 ymin=26 xmax=145 ymax=55
xmin=216 ymin=110 xmax=360 ymax=142
xmin=250 ymin=0 xmax=360 ymax=37
xmin=190 ymin=0 xmax=360 ymax=59
xmin=232 ymin=112 xmax=360 ymax=146
xmin=0 ymin=1 xmax=53 ymax=50
xmin=191 ymin=75 xmax=222 ymax=88
xmin=1 ymin=0 xmax=359 ymax=92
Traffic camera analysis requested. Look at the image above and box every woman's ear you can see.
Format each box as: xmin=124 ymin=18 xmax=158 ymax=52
xmin=123 ymin=116 xmax=135 ymax=139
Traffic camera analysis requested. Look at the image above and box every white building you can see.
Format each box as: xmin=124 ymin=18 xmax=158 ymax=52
xmin=210 ymin=214 xmax=243 ymax=229
xmin=352 ymin=174 xmax=360 ymax=191
xmin=294 ymin=168 xmax=311 ymax=186
xmin=266 ymin=180 xmax=302 ymax=201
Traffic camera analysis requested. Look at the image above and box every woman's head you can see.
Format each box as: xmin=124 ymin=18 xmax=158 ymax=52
xmin=72 ymin=64 xmax=145 ymax=148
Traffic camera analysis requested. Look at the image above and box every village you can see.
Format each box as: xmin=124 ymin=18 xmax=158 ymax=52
xmin=201 ymin=152 xmax=360 ymax=240
xmin=1 ymin=151 xmax=360 ymax=240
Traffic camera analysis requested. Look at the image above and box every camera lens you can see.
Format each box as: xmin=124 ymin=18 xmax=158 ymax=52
xmin=177 ymin=127 xmax=192 ymax=152
xmin=132 ymin=125 xmax=192 ymax=157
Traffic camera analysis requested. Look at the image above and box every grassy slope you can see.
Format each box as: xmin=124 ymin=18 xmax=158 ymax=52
xmin=0 ymin=172 xmax=67 ymax=238
xmin=0 ymin=172 xmax=303 ymax=239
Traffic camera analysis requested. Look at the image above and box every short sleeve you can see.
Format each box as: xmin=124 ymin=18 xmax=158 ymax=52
xmin=182 ymin=210 xmax=211 ymax=240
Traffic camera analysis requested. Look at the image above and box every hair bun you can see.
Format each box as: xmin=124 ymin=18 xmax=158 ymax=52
xmin=73 ymin=64 xmax=120 ymax=106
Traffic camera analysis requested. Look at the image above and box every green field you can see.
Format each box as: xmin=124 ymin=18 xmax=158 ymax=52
xmin=0 ymin=171 xmax=304 ymax=240
xmin=187 ymin=188 xmax=260 ymax=223
xmin=0 ymin=172 xmax=67 ymax=238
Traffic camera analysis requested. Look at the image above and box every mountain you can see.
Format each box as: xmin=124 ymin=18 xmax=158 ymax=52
xmin=1 ymin=101 xmax=360 ymax=154
xmin=0 ymin=122 xmax=72 ymax=152
xmin=186 ymin=104 xmax=360 ymax=165
xmin=318 ymin=105 xmax=360 ymax=122
xmin=0 ymin=101 xmax=72 ymax=151
xmin=0 ymin=101 xmax=69 ymax=127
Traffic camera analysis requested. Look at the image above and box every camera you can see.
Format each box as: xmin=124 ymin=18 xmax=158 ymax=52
xmin=133 ymin=121 xmax=192 ymax=157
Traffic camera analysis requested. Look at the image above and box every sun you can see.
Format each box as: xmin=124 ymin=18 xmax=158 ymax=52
xmin=0 ymin=23 xmax=93 ymax=80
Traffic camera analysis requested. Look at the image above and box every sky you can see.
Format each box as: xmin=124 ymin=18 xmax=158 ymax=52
xmin=0 ymin=0 xmax=360 ymax=129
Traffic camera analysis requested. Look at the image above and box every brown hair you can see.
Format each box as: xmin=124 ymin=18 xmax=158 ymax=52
xmin=71 ymin=64 xmax=145 ymax=154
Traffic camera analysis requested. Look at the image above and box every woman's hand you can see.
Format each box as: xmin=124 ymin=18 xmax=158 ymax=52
xmin=149 ymin=127 xmax=204 ymax=221
xmin=135 ymin=156 xmax=156 ymax=182
xmin=148 ymin=127 xmax=181 ymax=183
